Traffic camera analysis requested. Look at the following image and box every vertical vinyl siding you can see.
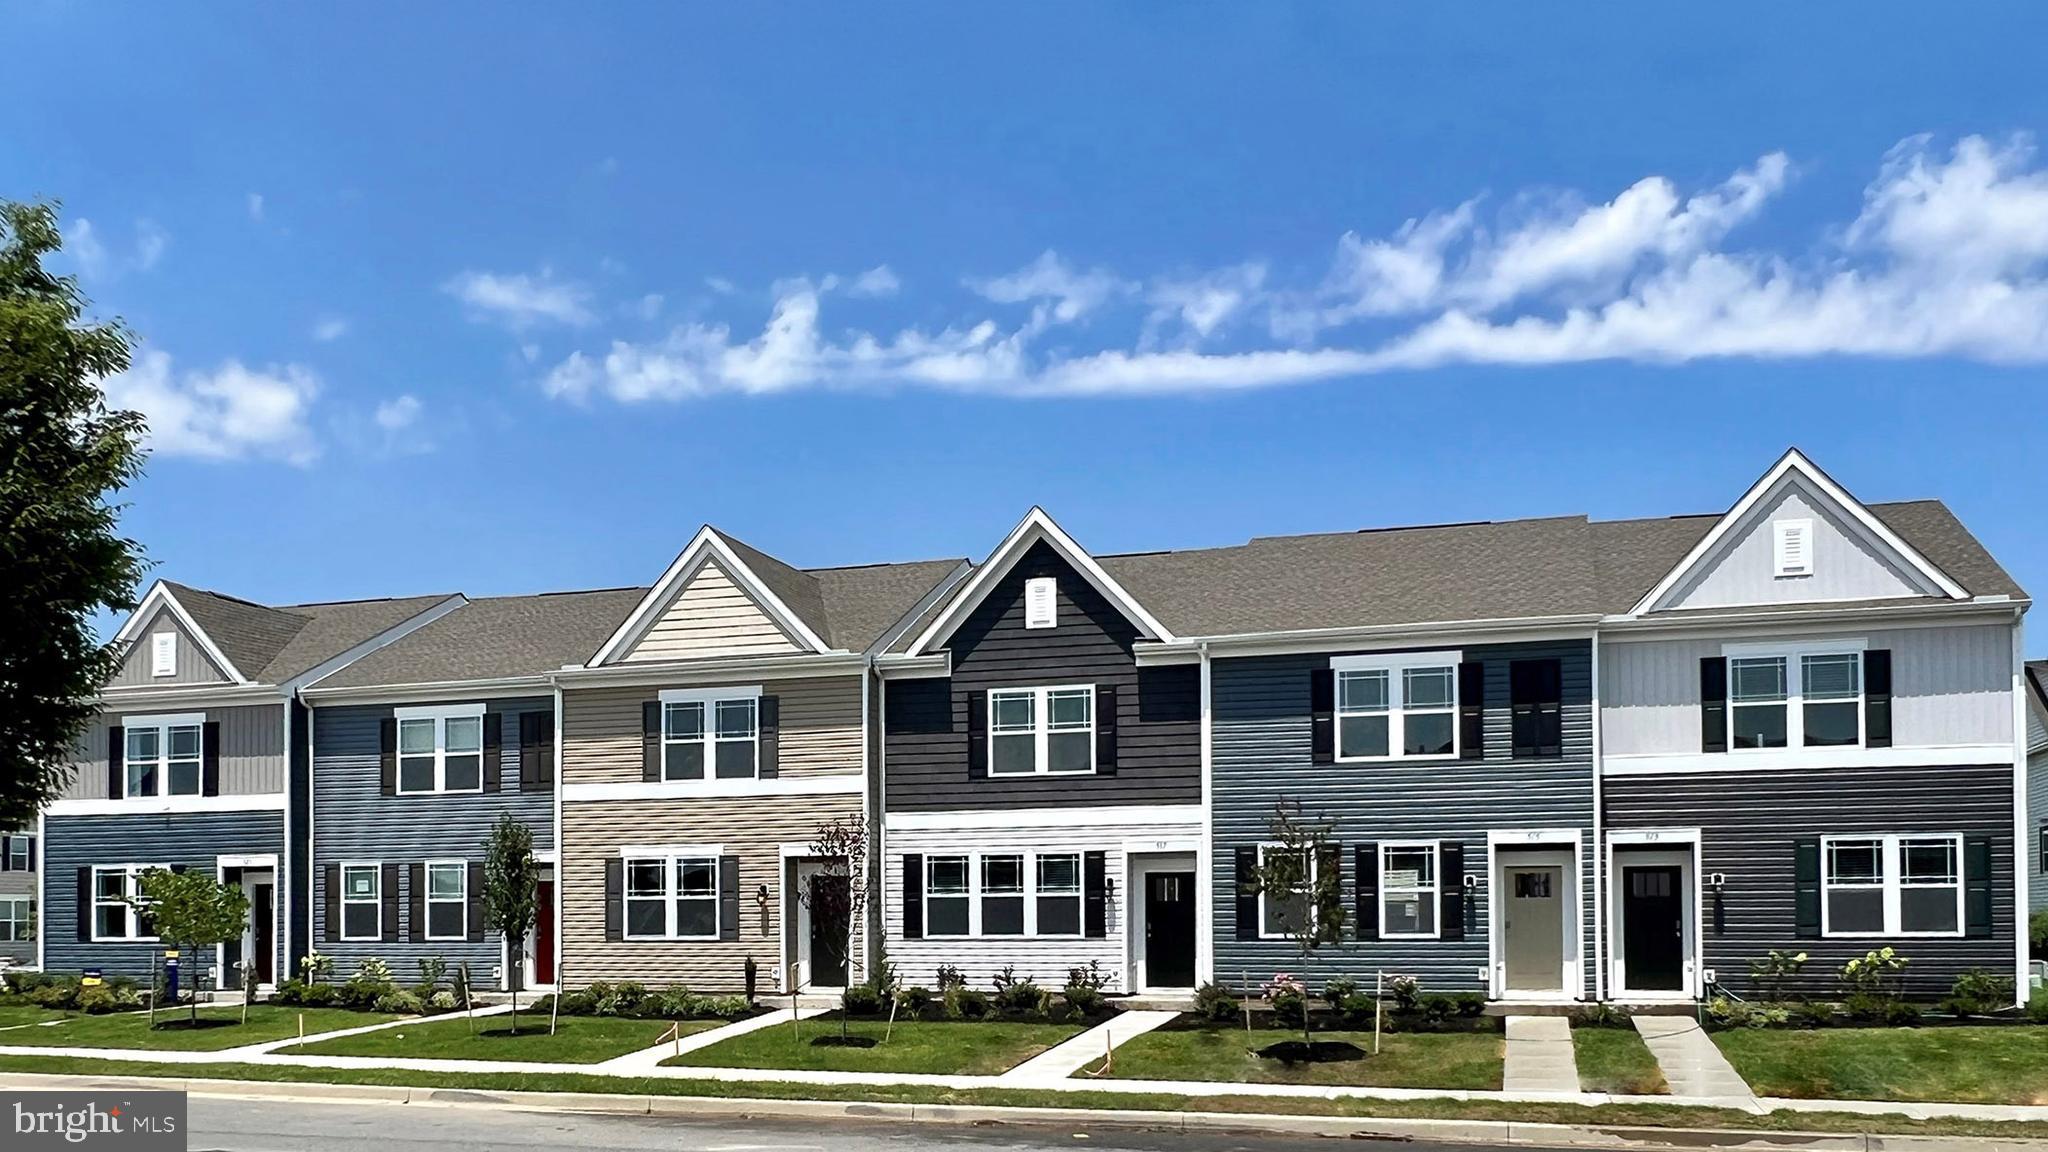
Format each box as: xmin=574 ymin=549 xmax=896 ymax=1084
xmin=624 ymin=561 xmax=801 ymax=661
xmin=1605 ymin=763 xmax=2014 ymax=996
xmin=884 ymin=541 xmax=1200 ymax=812
xmin=311 ymin=700 xmax=554 ymax=978
xmin=109 ymin=607 xmax=230 ymax=686
xmin=1663 ymin=487 xmax=1924 ymax=609
xmin=1210 ymin=641 xmax=1597 ymax=997
xmin=63 ymin=704 xmax=288 ymax=801
xmin=562 ymin=677 xmax=861 ymax=786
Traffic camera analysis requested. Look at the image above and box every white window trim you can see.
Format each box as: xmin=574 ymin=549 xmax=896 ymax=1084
xmin=1722 ymin=640 xmax=1868 ymax=753
xmin=923 ymin=854 xmax=973 ymax=938
xmin=423 ymin=858 xmax=468 ymax=942
xmin=1330 ymin=650 xmax=1462 ymax=764
xmin=922 ymin=850 xmax=1086 ymax=939
xmin=90 ymin=864 xmax=164 ymax=943
xmin=986 ymin=684 xmax=1096 ymax=776
xmin=1256 ymin=842 xmax=1317 ymax=941
xmin=658 ymin=685 xmax=761 ymax=784
xmin=393 ymin=703 xmax=488 ymax=796
xmin=0 ymin=895 xmax=30 ymax=943
xmin=1034 ymin=852 xmax=1085 ymax=939
xmin=1379 ymin=840 xmax=1442 ymax=940
xmin=339 ymin=861 xmax=383 ymax=942
xmin=621 ymin=852 xmax=721 ymax=941
xmin=1819 ymin=833 xmax=1965 ymax=939
xmin=4 ymin=835 xmax=30 ymax=872
xmin=119 ymin=711 xmax=206 ymax=800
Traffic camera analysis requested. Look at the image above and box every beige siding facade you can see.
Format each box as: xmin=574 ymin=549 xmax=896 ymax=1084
xmin=563 ymin=677 xmax=863 ymax=785
xmin=623 ymin=561 xmax=801 ymax=662
xmin=110 ymin=607 xmax=231 ymax=687
xmin=63 ymin=703 xmax=287 ymax=799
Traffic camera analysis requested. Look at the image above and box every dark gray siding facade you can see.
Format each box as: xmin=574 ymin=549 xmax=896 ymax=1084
xmin=883 ymin=541 xmax=1200 ymax=812
xmin=1210 ymin=640 xmax=1596 ymax=995
xmin=311 ymin=698 xmax=554 ymax=980
xmin=41 ymin=810 xmax=284 ymax=985
xmin=1604 ymin=763 xmax=2015 ymax=997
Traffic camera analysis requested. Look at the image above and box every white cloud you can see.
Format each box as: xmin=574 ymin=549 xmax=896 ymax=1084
xmin=64 ymin=218 xmax=166 ymax=280
xmin=705 ymin=276 xmax=736 ymax=295
xmin=374 ymin=394 xmax=422 ymax=432
xmin=133 ymin=220 xmax=168 ymax=271
xmin=848 ymin=265 xmax=902 ymax=298
xmin=247 ymin=192 xmax=265 ymax=222
xmin=1144 ymin=262 xmax=1267 ymax=346
xmin=442 ymin=268 xmax=594 ymax=329
xmin=101 ymin=350 xmax=320 ymax=465
xmin=968 ymin=251 xmax=1132 ymax=323
xmin=311 ymin=315 xmax=350 ymax=342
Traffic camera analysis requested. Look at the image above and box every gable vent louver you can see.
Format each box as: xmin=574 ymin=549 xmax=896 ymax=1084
xmin=1773 ymin=518 xmax=1813 ymax=578
xmin=1025 ymin=577 xmax=1057 ymax=629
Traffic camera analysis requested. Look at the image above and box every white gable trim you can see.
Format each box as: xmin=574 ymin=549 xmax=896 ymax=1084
xmin=906 ymin=507 xmax=1173 ymax=657
xmin=589 ymin=527 xmax=833 ymax=665
xmin=1628 ymin=449 xmax=1968 ymax=615
xmin=113 ymin=581 xmax=252 ymax=685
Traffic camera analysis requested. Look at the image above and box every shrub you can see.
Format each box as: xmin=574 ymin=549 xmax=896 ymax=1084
xmin=703 ymin=995 xmax=752 ymax=1020
xmin=1789 ymin=1000 xmax=1836 ymax=1029
xmin=75 ymin=985 xmax=125 ymax=1014
xmin=595 ymin=981 xmax=648 ymax=1017
xmin=271 ymin=979 xmax=309 ymax=1005
xmin=296 ymin=982 xmax=337 ymax=1007
xmin=556 ymin=987 xmax=598 ymax=1015
xmin=299 ymin=952 xmax=335 ymax=984
xmin=1193 ymin=981 xmax=1238 ymax=1024
xmin=374 ymin=990 xmax=425 ymax=1015
xmin=1706 ymin=996 xmax=1789 ymax=1029
xmin=1064 ymin=963 xmax=1108 ymax=1017
xmin=841 ymin=982 xmax=884 ymax=1017
xmin=898 ymin=985 xmax=934 ymax=1018
xmin=653 ymin=984 xmax=701 ymax=1019
xmin=872 ymin=958 xmax=899 ymax=998
xmin=943 ymin=986 xmax=990 ymax=1020
xmin=416 ymin=956 xmax=449 ymax=991
xmin=994 ymin=977 xmax=1046 ymax=1019
xmin=4 ymin=971 xmax=73 ymax=997
xmin=2028 ymin=993 xmax=2048 ymax=1024
xmin=1261 ymin=974 xmax=1307 ymax=1030
xmin=2032 ymin=910 xmax=2048 ymax=959
xmin=1942 ymin=969 xmax=2015 ymax=1018
xmin=1448 ymin=992 xmax=1487 ymax=1018
xmin=1337 ymin=991 xmax=1378 ymax=1028
xmin=428 ymin=990 xmax=458 ymax=1012
xmin=28 ymin=981 xmax=73 ymax=1010
xmin=1838 ymin=947 xmax=1907 ymax=995
xmin=1570 ymin=1003 xmax=1631 ymax=1029
xmin=335 ymin=979 xmax=391 ymax=1011
xmin=1322 ymin=975 xmax=1359 ymax=1005
xmin=935 ymin=965 xmax=966 ymax=991
xmin=353 ymin=957 xmax=393 ymax=984
xmin=1844 ymin=992 xmax=1921 ymax=1026
xmin=1384 ymin=974 xmax=1422 ymax=1015
xmin=1747 ymin=949 xmax=1809 ymax=1001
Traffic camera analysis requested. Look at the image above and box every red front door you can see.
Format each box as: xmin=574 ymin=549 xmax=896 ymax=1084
xmin=534 ymin=879 xmax=556 ymax=985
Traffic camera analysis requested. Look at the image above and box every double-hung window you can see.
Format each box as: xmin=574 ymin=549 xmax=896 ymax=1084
xmin=1725 ymin=644 xmax=1865 ymax=750
xmin=980 ymin=855 xmax=1026 ymax=935
xmin=4 ymin=835 xmax=29 ymax=872
xmin=1035 ymin=854 xmax=1083 ymax=936
xmin=1332 ymin=652 xmax=1459 ymax=761
xmin=424 ymin=861 xmax=467 ymax=940
xmin=1257 ymin=846 xmax=1314 ymax=939
xmin=0 ymin=897 xmax=30 ymax=942
xmin=91 ymin=865 xmax=159 ymax=941
xmin=925 ymin=856 xmax=971 ymax=936
xmin=622 ymin=854 xmax=719 ymax=939
xmin=988 ymin=686 xmax=1094 ymax=775
xmin=660 ymin=688 xmax=759 ymax=781
xmin=123 ymin=713 xmax=204 ymax=798
xmin=396 ymin=704 xmax=485 ymax=794
xmin=926 ymin=851 xmax=1084 ymax=937
xmin=340 ymin=863 xmax=381 ymax=940
xmin=1380 ymin=843 xmax=1440 ymax=938
xmin=1821 ymin=834 xmax=1962 ymax=937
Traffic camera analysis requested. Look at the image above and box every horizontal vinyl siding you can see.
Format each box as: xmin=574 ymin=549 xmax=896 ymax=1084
xmin=1605 ymin=763 xmax=2015 ymax=996
xmin=64 ymin=704 xmax=287 ymax=800
xmin=884 ymin=541 xmax=1200 ymax=812
xmin=2031 ymin=748 xmax=2048 ymax=913
xmin=624 ymin=561 xmax=801 ymax=662
xmin=311 ymin=700 xmax=554 ymax=977
xmin=563 ymin=677 xmax=861 ymax=786
xmin=109 ymin=607 xmax=229 ymax=686
xmin=40 ymin=811 xmax=283 ymax=985
xmin=559 ymin=793 xmax=860 ymax=990
xmin=1210 ymin=641 xmax=1597 ymax=997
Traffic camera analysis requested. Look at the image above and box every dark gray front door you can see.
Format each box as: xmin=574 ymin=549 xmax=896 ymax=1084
xmin=807 ymin=873 xmax=849 ymax=988
xmin=1622 ymin=865 xmax=1684 ymax=991
xmin=1144 ymin=871 xmax=1196 ymax=988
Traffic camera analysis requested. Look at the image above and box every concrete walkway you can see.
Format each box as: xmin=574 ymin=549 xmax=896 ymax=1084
xmin=227 ymin=1003 xmax=517 ymax=1057
xmin=997 ymin=1009 xmax=1178 ymax=1083
xmin=596 ymin=1006 xmax=829 ymax=1072
xmin=1501 ymin=1014 xmax=1579 ymax=1094
xmin=1631 ymin=1014 xmax=1756 ymax=1104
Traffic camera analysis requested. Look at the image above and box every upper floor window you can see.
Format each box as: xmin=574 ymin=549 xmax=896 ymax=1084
xmin=2 ymin=834 xmax=31 ymax=872
xmin=1821 ymin=834 xmax=1961 ymax=937
xmin=1726 ymin=646 xmax=1864 ymax=751
xmin=1332 ymin=652 xmax=1458 ymax=761
xmin=988 ymin=685 xmax=1094 ymax=775
xmin=124 ymin=714 xmax=204 ymax=798
xmin=624 ymin=854 xmax=719 ymax=940
xmin=661 ymin=688 xmax=758 ymax=781
xmin=396 ymin=705 xmax=485 ymax=794
xmin=92 ymin=864 xmax=160 ymax=941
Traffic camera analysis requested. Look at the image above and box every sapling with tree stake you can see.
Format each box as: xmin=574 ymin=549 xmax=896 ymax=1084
xmin=1245 ymin=798 xmax=1348 ymax=1049
xmin=482 ymin=814 xmax=540 ymax=1034
xmin=797 ymin=815 xmax=871 ymax=1046
xmin=130 ymin=868 xmax=249 ymax=1030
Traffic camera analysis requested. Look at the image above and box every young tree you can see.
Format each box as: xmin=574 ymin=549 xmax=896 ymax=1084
xmin=0 ymin=200 xmax=149 ymax=828
xmin=1246 ymin=798 xmax=1347 ymax=1045
xmin=131 ymin=868 xmax=249 ymax=1028
xmin=799 ymin=816 xmax=869 ymax=1042
xmin=482 ymin=814 xmax=539 ymax=1033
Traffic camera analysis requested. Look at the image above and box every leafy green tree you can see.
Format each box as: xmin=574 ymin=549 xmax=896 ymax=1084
xmin=482 ymin=814 xmax=539 ymax=1033
xmin=132 ymin=867 xmax=249 ymax=1027
xmin=0 ymin=200 xmax=149 ymax=828
xmin=1246 ymin=798 xmax=1347 ymax=1045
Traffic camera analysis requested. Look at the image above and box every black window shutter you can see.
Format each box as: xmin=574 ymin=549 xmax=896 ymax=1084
xmin=1458 ymin=662 xmax=1485 ymax=759
xmin=758 ymin=695 xmax=779 ymax=779
xmin=201 ymin=721 xmax=222 ymax=796
xmin=75 ymin=867 xmax=91 ymax=942
xmin=1233 ymin=847 xmax=1258 ymax=941
xmin=718 ymin=855 xmax=740 ymax=941
xmin=408 ymin=863 xmax=425 ymax=942
xmin=536 ymin=710 xmax=555 ymax=787
xmin=966 ymin=690 xmax=988 ymax=779
xmin=467 ymin=861 xmax=485 ymax=942
xmin=0 ymin=836 xmax=9 ymax=872
xmin=1793 ymin=837 xmax=1821 ymax=938
xmin=378 ymin=718 xmax=398 ymax=795
xmin=481 ymin=713 xmax=502 ymax=793
xmin=381 ymin=863 xmax=400 ymax=943
xmin=1440 ymin=841 xmax=1465 ymax=941
xmin=902 ymin=853 xmax=924 ymax=940
xmin=1083 ymin=850 xmax=1108 ymax=938
xmin=1095 ymin=684 xmax=1117 ymax=775
xmin=603 ymin=858 xmax=623 ymax=942
xmin=1964 ymin=835 xmax=1993 ymax=938
xmin=1354 ymin=842 xmax=1380 ymax=940
xmin=107 ymin=725 xmax=125 ymax=800
xmin=1511 ymin=659 xmax=1563 ymax=758
xmin=1309 ymin=669 xmax=1335 ymax=765
xmin=1864 ymin=649 xmax=1893 ymax=748
xmin=518 ymin=712 xmax=539 ymax=791
xmin=641 ymin=701 xmax=662 ymax=782
xmin=1700 ymin=657 xmax=1728 ymax=754
xmin=323 ymin=863 xmax=340 ymax=943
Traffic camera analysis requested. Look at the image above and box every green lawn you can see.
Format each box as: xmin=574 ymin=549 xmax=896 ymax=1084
xmin=1080 ymin=1025 xmax=1503 ymax=1090
xmin=0 ymin=1004 xmax=81 ymax=1030
xmin=1715 ymin=1026 xmax=2048 ymax=1105
xmin=0 ymin=1004 xmax=398 ymax=1051
xmin=1571 ymin=1026 xmax=1667 ymax=1095
xmin=665 ymin=1016 xmax=1081 ymax=1076
xmin=287 ymin=1013 xmax=715 ymax=1064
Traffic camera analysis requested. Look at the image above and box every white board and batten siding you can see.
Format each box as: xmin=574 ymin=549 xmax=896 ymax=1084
xmin=623 ymin=560 xmax=802 ymax=662
xmin=1655 ymin=483 xmax=1941 ymax=611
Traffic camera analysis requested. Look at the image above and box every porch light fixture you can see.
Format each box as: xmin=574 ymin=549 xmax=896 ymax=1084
xmin=1463 ymin=874 xmax=1480 ymax=890
xmin=1706 ymin=872 xmax=1727 ymax=890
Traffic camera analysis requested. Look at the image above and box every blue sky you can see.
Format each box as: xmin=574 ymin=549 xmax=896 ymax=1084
xmin=8 ymin=4 xmax=2048 ymax=650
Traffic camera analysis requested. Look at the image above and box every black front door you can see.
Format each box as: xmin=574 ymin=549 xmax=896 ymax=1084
xmin=1621 ymin=865 xmax=1684 ymax=991
xmin=252 ymin=883 xmax=275 ymax=985
xmin=807 ymin=873 xmax=849 ymax=988
xmin=1144 ymin=871 xmax=1197 ymax=988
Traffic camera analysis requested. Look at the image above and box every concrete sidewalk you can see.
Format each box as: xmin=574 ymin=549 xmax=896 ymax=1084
xmin=1632 ymin=1015 xmax=1757 ymax=1106
xmin=596 ymin=1005 xmax=828 ymax=1072
xmin=1501 ymin=1015 xmax=1579 ymax=1094
xmin=998 ymin=1009 xmax=1178 ymax=1083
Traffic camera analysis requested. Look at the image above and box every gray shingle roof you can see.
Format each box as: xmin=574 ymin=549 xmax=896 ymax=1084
xmin=159 ymin=581 xmax=454 ymax=683
xmin=314 ymin=587 xmax=649 ymax=688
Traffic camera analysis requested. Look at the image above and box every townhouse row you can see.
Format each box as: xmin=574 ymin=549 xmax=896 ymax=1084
xmin=15 ymin=450 xmax=2043 ymax=1004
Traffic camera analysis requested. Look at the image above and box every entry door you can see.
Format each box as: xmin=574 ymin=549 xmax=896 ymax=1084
xmin=1143 ymin=872 xmax=1197 ymax=988
xmin=1622 ymin=865 xmax=1685 ymax=991
xmin=802 ymin=868 xmax=850 ymax=989
xmin=1503 ymin=866 xmax=1564 ymax=991
xmin=531 ymin=877 xmax=556 ymax=986
xmin=251 ymin=882 xmax=275 ymax=985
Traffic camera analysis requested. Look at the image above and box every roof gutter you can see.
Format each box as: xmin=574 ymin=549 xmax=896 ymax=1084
xmin=1137 ymin=612 xmax=1606 ymax=662
xmin=299 ymin=674 xmax=559 ymax=705
xmin=1599 ymin=596 xmax=2027 ymax=636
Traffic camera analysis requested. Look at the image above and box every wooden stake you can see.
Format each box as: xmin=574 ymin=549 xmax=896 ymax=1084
xmin=549 ymin=961 xmax=560 ymax=1037
xmin=297 ymin=1012 xmax=304 ymax=1049
xmin=1373 ymin=970 xmax=1383 ymax=1056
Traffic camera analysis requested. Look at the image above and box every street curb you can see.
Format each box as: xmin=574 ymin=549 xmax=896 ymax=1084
xmin=3 ymin=1070 xmax=2047 ymax=1151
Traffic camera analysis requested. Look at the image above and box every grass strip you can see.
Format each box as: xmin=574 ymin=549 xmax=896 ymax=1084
xmin=1570 ymin=1026 xmax=1668 ymax=1095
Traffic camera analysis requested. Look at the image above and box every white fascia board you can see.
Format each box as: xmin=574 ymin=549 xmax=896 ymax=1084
xmin=1630 ymin=448 xmax=1970 ymax=615
xmin=299 ymin=676 xmax=558 ymax=705
xmin=555 ymin=651 xmax=866 ymax=690
xmin=113 ymin=581 xmax=251 ymax=684
xmin=1599 ymin=598 xmax=2023 ymax=642
xmin=874 ymin=652 xmax=952 ymax=680
xmin=97 ymin=683 xmax=287 ymax=710
xmin=906 ymin=507 xmax=1173 ymax=656
xmin=1154 ymin=615 xmax=1602 ymax=659
xmin=589 ymin=527 xmax=833 ymax=665
xmin=286 ymin=594 xmax=469 ymax=694
xmin=866 ymin=561 xmax=974 ymax=658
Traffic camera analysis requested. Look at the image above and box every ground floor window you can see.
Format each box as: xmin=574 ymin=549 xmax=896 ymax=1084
xmin=622 ymin=855 xmax=717 ymax=940
xmin=925 ymin=850 xmax=1087 ymax=937
xmin=0 ymin=897 xmax=31 ymax=942
xmin=425 ymin=861 xmax=467 ymax=940
xmin=92 ymin=865 xmax=159 ymax=941
xmin=340 ymin=863 xmax=381 ymax=940
xmin=1821 ymin=833 xmax=1962 ymax=937
xmin=1257 ymin=846 xmax=1313 ymax=939
xmin=1381 ymin=842 xmax=1440 ymax=938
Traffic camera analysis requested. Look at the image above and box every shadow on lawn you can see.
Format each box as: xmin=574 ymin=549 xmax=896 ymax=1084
xmin=1255 ymin=1040 xmax=1367 ymax=1064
